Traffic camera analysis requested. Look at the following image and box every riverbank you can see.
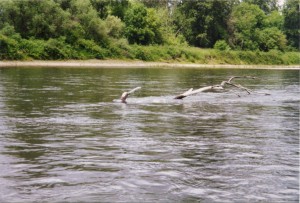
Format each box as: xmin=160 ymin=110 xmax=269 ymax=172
xmin=0 ymin=60 xmax=299 ymax=69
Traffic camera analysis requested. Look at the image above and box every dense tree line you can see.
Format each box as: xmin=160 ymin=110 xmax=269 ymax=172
xmin=0 ymin=0 xmax=298 ymax=61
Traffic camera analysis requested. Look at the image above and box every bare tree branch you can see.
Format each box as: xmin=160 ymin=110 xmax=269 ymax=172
xmin=174 ymin=76 xmax=270 ymax=100
xmin=227 ymin=76 xmax=257 ymax=83
xmin=174 ymin=85 xmax=224 ymax=99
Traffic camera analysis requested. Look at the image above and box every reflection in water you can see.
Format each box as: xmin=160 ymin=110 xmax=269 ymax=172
xmin=0 ymin=67 xmax=299 ymax=202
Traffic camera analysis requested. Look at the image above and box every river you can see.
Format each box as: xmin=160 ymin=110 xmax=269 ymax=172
xmin=0 ymin=67 xmax=299 ymax=202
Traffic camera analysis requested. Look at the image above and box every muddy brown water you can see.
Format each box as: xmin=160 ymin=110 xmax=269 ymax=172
xmin=0 ymin=67 xmax=299 ymax=202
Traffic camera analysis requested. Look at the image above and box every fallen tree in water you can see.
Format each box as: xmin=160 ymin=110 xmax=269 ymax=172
xmin=174 ymin=76 xmax=270 ymax=99
xmin=117 ymin=76 xmax=270 ymax=103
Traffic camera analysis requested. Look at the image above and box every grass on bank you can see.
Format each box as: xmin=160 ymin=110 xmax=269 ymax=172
xmin=0 ymin=35 xmax=299 ymax=65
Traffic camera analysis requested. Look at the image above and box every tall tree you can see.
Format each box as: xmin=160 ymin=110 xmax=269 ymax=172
xmin=124 ymin=3 xmax=163 ymax=45
xmin=89 ymin=0 xmax=129 ymax=20
xmin=90 ymin=0 xmax=110 ymax=19
xmin=138 ymin=0 xmax=169 ymax=8
xmin=283 ymin=0 xmax=300 ymax=50
xmin=243 ymin=0 xmax=280 ymax=13
xmin=0 ymin=0 xmax=71 ymax=39
xmin=228 ymin=2 xmax=287 ymax=51
xmin=173 ymin=0 xmax=238 ymax=48
xmin=69 ymin=0 xmax=108 ymax=43
xmin=110 ymin=0 xmax=130 ymax=20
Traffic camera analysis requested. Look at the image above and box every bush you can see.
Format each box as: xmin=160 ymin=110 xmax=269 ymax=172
xmin=44 ymin=37 xmax=75 ymax=60
xmin=132 ymin=46 xmax=154 ymax=61
xmin=214 ymin=40 xmax=231 ymax=51
xmin=257 ymin=27 xmax=287 ymax=51
xmin=0 ymin=34 xmax=24 ymax=60
xmin=19 ymin=38 xmax=46 ymax=59
xmin=76 ymin=39 xmax=108 ymax=59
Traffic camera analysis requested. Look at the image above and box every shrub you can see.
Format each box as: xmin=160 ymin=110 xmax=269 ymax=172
xmin=0 ymin=34 xmax=24 ymax=60
xmin=19 ymin=38 xmax=46 ymax=59
xmin=214 ymin=40 xmax=231 ymax=51
xmin=44 ymin=37 xmax=75 ymax=60
xmin=76 ymin=39 xmax=108 ymax=59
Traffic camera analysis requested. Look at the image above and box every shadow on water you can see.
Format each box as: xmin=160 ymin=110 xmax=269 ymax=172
xmin=0 ymin=67 xmax=299 ymax=202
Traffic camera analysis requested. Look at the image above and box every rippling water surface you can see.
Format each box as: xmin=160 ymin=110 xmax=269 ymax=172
xmin=0 ymin=67 xmax=299 ymax=202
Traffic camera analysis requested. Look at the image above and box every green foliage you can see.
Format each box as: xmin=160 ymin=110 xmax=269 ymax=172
xmin=228 ymin=2 xmax=287 ymax=51
xmin=44 ymin=37 xmax=75 ymax=59
xmin=69 ymin=0 xmax=108 ymax=44
xmin=19 ymin=39 xmax=47 ymax=59
xmin=0 ymin=23 xmax=22 ymax=40
xmin=0 ymin=0 xmax=71 ymax=39
xmin=155 ymin=7 xmax=184 ymax=46
xmin=90 ymin=0 xmax=110 ymax=19
xmin=124 ymin=3 xmax=163 ymax=45
xmin=283 ymin=0 xmax=300 ymax=50
xmin=0 ymin=34 xmax=24 ymax=60
xmin=0 ymin=0 xmax=298 ymax=63
xmin=174 ymin=0 xmax=237 ymax=48
xmin=229 ymin=2 xmax=265 ymax=51
xmin=257 ymin=27 xmax=287 ymax=51
xmin=242 ymin=0 xmax=279 ymax=14
xmin=264 ymin=11 xmax=284 ymax=29
xmin=110 ymin=0 xmax=130 ymax=20
xmin=89 ymin=0 xmax=129 ymax=20
xmin=75 ymin=39 xmax=108 ymax=59
xmin=104 ymin=15 xmax=125 ymax=38
xmin=214 ymin=40 xmax=231 ymax=51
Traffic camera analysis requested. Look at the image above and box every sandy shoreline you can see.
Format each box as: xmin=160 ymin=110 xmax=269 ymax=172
xmin=0 ymin=60 xmax=299 ymax=69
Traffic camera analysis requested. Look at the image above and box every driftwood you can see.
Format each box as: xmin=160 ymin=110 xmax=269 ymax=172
xmin=174 ymin=76 xmax=270 ymax=99
xmin=117 ymin=76 xmax=269 ymax=103
xmin=120 ymin=86 xmax=141 ymax=103
xmin=174 ymin=85 xmax=224 ymax=99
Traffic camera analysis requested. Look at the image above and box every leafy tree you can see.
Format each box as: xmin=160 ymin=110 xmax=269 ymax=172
xmin=257 ymin=27 xmax=287 ymax=51
xmin=138 ymin=0 xmax=169 ymax=8
xmin=0 ymin=0 xmax=297 ymax=61
xmin=242 ymin=0 xmax=280 ymax=13
xmin=104 ymin=15 xmax=125 ymax=38
xmin=228 ymin=3 xmax=263 ymax=50
xmin=229 ymin=2 xmax=287 ymax=51
xmin=90 ymin=0 xmax=130 ymax=20
xmin=283 ymin=0 xmax=300 ymax=50
xmin=90 ymin=0 xmax=110 ymax=19
xmin=0 ymin=23 xmax=21 ymax=40
xmin=124 ymin=3 xmax=163 ymax=45
xmin=263 ymin=10 xmax=284 ymax=29
xmin=69 ymin=0 xmax=108 ymax=44
xmin=54 ymin=0 xmax=72 ymax=10
xmin=0 ymin=0 xmax=71 ymax=39
xmin=173 ymin=0 xmax=238 ymax=48
xmin=110 ymin=0 xmax=130 ymax=20
xmin=156 ymin=7 xmax=184 ymax=45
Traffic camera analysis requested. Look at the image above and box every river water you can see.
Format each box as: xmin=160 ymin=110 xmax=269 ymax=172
xmin=0 ymin=67 xmax=299 ymax=202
